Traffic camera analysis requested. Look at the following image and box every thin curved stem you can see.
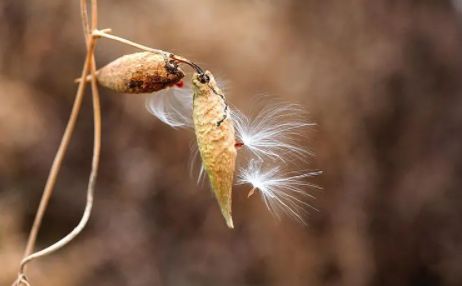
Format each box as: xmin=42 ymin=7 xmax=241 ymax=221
xmin=18 ymin=44 xmax=101 ymax=276
xmin=92 ymin=29 xmax=205 ymax=74
xmin=93 ymin=29 xmax=169 ymax=56
xmin=80 ymin=0 xmax=90 ymax=39
xmin=14 ymin=1 xmax=101 ymax=285
xmin=22 ymin=30 xmax=92 ymax=262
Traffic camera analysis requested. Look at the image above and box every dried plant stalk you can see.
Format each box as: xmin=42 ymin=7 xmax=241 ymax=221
xmin=13 ymin=0 xmax=101 ymax=285
xmin=192 ymin=71 xmax=237 ymax=228
xmin=93 ymin=52 xmax=184 ymax=93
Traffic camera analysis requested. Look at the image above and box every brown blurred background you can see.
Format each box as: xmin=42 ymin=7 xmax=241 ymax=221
xmin=1 ymin=1 xmax=462 ymax=285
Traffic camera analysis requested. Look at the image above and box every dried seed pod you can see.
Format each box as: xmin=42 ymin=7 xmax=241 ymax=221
xmin=192 ymin=71 xmax=237 ymax=228
xmin=95 ymin=52 xmax=184 ymax=93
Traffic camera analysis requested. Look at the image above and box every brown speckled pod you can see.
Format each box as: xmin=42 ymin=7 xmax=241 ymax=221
xmin=192 ymin=71 xmax=237 ymax=228
xmin=95 ymin=52 xmax=184 ymax=93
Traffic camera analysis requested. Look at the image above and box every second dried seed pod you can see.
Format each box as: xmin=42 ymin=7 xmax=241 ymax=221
xmin=95 ymin=52 xmax=184 ymax=94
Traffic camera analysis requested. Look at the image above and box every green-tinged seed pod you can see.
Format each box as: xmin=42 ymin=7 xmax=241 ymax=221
xmin=192 ymin=71 xmax=237 ymax=228
xmin=95 ymin=52 xmax=184 ymax=93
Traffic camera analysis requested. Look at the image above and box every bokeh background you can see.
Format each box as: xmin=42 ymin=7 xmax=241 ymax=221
xmin=1 ymin=1 xmax=462 ymax=285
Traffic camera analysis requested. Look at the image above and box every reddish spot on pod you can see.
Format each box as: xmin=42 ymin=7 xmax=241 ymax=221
xmin=235 ymin=142 xmax=244 ymax=149
xmin=175 ymin=80 xmax=184 ymax=88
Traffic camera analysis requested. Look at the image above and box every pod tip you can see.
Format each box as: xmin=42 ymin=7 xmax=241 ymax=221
xmin=224 ymin=215 xmax=234 ymax=229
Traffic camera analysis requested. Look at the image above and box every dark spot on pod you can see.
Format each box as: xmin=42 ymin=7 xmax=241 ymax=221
xmin=175 ymin=80 xmax=185 ymax=88
xmin=198 ymin=73 xmax=210 ymax=84
xmin=165 ymin=60 xmax=180 ymax=74
xmin=234 ymin=142 xmax=244 ymax=149
xmin=128 ymin=80 xmax=144 ymax=89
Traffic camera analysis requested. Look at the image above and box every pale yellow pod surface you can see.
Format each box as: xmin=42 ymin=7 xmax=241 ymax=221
xmin=192 ymin=71 xmax=237 ymax=228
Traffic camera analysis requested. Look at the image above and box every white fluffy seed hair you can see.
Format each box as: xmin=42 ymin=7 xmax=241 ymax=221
xmin=189 ymin=143 xmax=207 ymax=186
xmin=145 ymin=76 xmax=228 ymax=129
xmin=145 ymin=86 xmax=193 ymax=128
xmin=231 ymin=101 xmax=315 ymax=162
xmin=237 ymin=159 xmax=322 ymax=224
xmin=145 ymin=86 xmax=322 ymax=221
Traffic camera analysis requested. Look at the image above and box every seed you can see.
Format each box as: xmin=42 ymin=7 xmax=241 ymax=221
xmin=95 ymin=52 xmax=184 ymax=93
